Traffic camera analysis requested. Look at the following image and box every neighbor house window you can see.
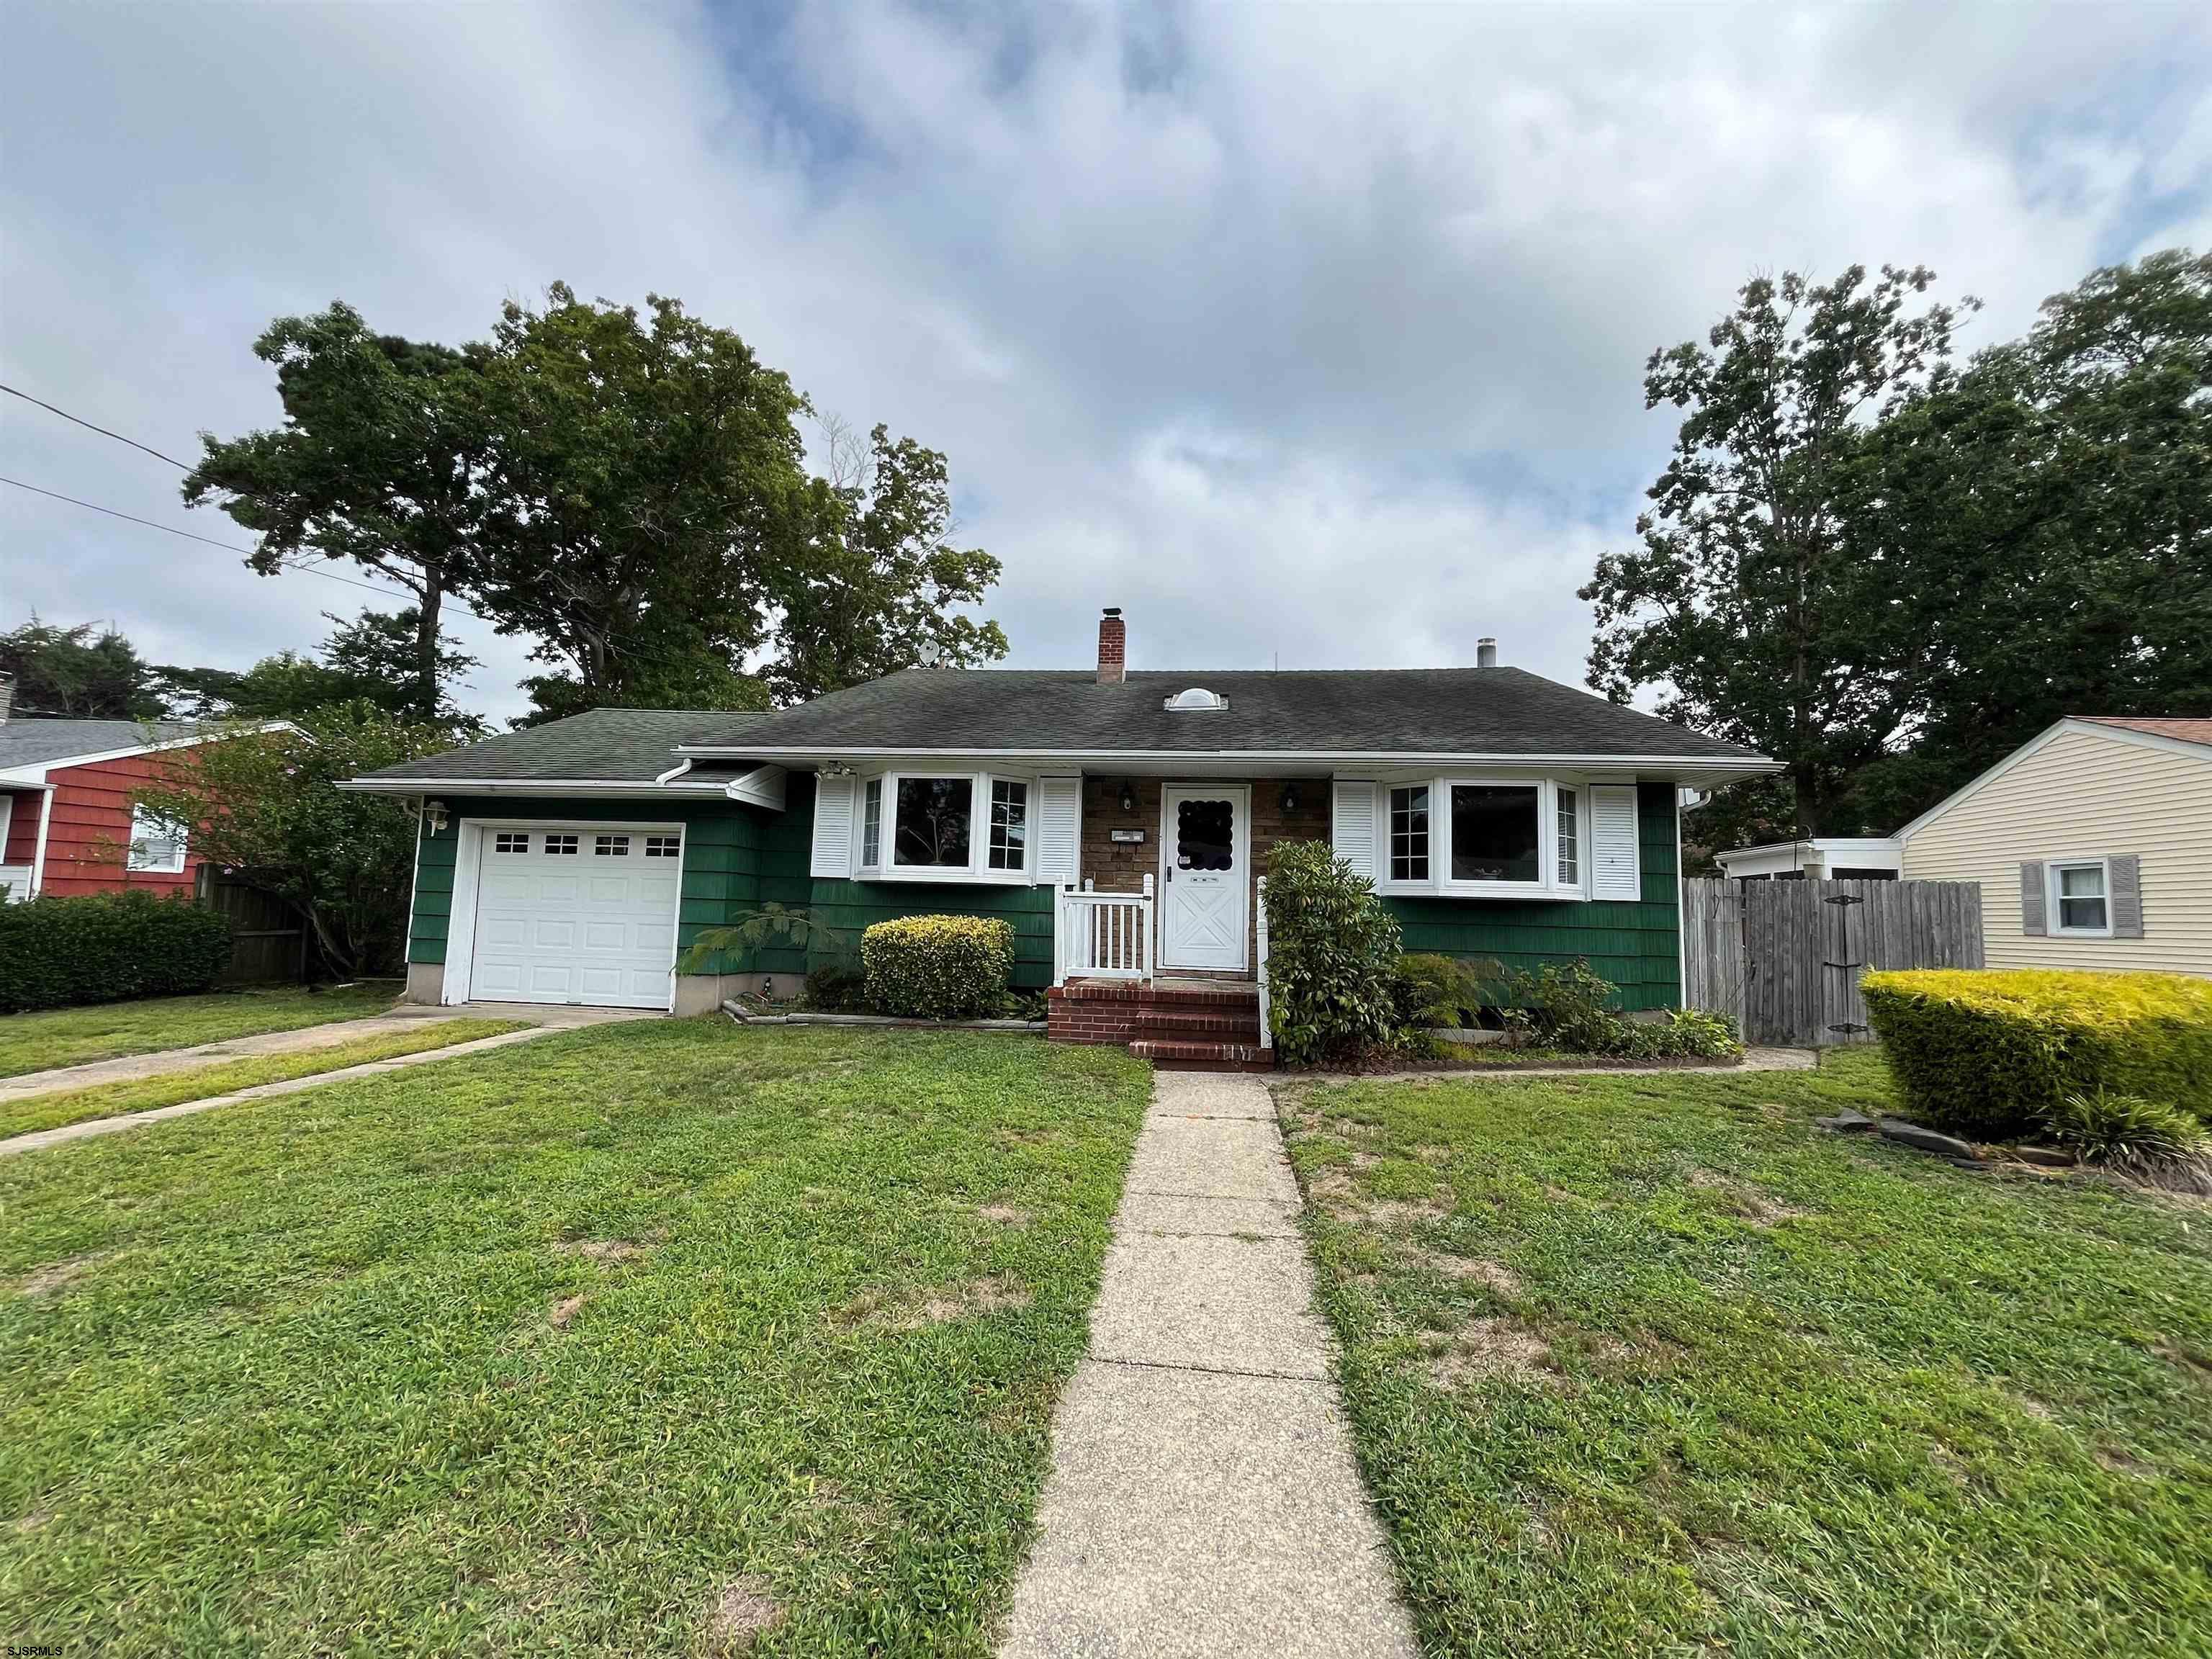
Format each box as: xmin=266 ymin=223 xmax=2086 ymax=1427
xmin=988 ymin=779 xmax=1028 ymax=871
xmin=2051 ymin=860 xmax=2110 ymax=935
xmin=125 ymin=804 xmax=188 ymax=874
xmin=1390 ymin=786 xmax=1430 ymax=882
xmin=894 ymin=776 xmax=973 ymax=868
xmin=860 ymin=778 xmax=883 ymax=869
xmin=1555 ymin=787 xmax=1579 ymax=886
xmin=1449 ymin=785 xmax=1540 ymax=884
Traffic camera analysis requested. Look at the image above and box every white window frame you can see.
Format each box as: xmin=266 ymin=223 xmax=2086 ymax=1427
xmin=2046 ymin=857 xmax=2113 ymax=938
xmin=858 ymin=769 xmax=1034 ymax=885
xmin=1373 ymin=775 xmax=1588 ymax=902
xmin=125 ymin=803 xmax=189 ymax=874
xmin=858 ymin=778 xmax=884 ymax=874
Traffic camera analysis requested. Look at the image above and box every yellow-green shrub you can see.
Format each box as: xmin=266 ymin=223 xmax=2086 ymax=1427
xmin=860 ymin=915 xmax=1017 ymax=1020
xmin=1861 ymin=968 xmax=2212 ymax=1136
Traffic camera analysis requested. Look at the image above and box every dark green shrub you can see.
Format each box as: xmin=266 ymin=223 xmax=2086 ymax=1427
xmin=860 ymin=915 xmax=1016 ymax=1020
xmin=1863 ymin=968 xmax=2212 ymax=1137
xmin=0 ymin=891 xmax=233 ymax=1013
xmin=804 ymin=960 xmax=869 ymax=1012
xmin=1263 ymin=841 xmax=1404 ymax=1065
xmin=1392 ymin=953 xmax=1502 ymax=1030
xmin=1617 ymin=1007 xmax=1744 ymax=1061
xmin=1507 ymin=961 xmax=1625 ymax=1053
xmin=2046 ymin=1090 xmax=2211 ymax=1192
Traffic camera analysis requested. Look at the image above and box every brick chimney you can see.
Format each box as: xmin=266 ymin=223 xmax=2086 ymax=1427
xmin=0 ymin=673 xmax=13 ymax=724
xmin=1096 ymin=608 xmax=1126 ymax=684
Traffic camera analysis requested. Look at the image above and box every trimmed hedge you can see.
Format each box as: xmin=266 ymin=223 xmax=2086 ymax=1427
xmin=0 ymin=891 xmax=233 ymax=1014
xmin=1863 ymin=968 xmax=2212 ymax=1137
xmin=860 ymin=914 xmax=1016 ymax=1020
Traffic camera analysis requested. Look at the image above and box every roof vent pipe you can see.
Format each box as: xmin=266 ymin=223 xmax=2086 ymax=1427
xmin=1475 ymin=637 xmax=1498 ymax=668
xmin=1097 ymin=608 xmax=1126 ymax=684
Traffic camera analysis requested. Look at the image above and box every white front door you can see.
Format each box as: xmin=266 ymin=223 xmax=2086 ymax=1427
xmin=1159 ymin=785 xmax=1249 ymax=971
xmin=468 ymin=825 xmax=683 ymax=1008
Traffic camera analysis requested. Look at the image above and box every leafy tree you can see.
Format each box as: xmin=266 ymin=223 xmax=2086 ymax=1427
xmin=0 ymin=620 xmax=164 ymax=719
xmin=469 ymin=285 xmax=811 ymax=723
xmin=154 ymin=610 xmax=482 ymax=733
xmin=135 ymin=703 xmax=455 ymax=977
xmin=183 ymin=304 xmax=493 ymax=720
xmin=766 ymin=420 xmax=1007 ymax=703
xmin=1839 ymin=250 xmax=2212 ymax=823
xmin=1583 ymin=266 xmax=1974 ymax=844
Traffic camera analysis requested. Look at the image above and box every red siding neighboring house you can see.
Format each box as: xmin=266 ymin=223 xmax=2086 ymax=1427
xmin=0 ymin=688 xmax=276 ymax=902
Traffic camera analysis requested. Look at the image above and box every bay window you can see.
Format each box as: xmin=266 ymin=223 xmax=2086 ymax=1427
xmin=894 ymin=776 xmax=972 ymax=868
xmin=857 ymin=770 xmax=1034 ymax=883
xmin=1372 ymin=776 xmax=1596 ymax=899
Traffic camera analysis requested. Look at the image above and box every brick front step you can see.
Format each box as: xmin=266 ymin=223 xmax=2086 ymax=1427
xmin=1133 ymin=1007 xmax=1263 ymax=1041
xmin=1046 ymin=978 xmax=1272 ymax=1069
xmin=1128 ymin=1039 xmax=1274 ymax=1071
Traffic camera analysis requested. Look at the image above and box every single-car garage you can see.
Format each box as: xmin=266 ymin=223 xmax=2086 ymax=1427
xmin=457 ymin=822 xmax=684 ymax=1009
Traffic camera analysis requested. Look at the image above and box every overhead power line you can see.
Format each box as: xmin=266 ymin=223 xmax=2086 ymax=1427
xmin=0 ymin=474 xmax=493 ymax=621
xmin=1 ymin=382 xmax=196 ymax=471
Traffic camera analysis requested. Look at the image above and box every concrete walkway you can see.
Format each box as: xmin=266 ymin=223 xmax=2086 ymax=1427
xmin=0 ymin=1026 xmax=555 ymax=1158
xmin=999 ymin=1071 xmax=1417 ymax=1659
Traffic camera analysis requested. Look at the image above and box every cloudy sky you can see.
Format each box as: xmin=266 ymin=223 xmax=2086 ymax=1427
xmin=5 ymin=2 xmax=2211 ymax=724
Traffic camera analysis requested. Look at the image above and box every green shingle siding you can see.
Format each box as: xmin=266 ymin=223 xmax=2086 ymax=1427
xmin=806 ymin=880 xmax=1056 ymax=989
xmin=1380 ymin=783 xmax=1681 ymax=1012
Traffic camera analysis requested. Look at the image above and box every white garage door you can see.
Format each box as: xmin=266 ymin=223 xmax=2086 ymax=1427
xmin=468 ymin=825 xmax=683 ymax=1008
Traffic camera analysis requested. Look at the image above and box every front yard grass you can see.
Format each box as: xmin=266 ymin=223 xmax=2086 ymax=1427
xmin=0 ymin=1016 xmax=527 ymax=1141
xmin=0 ymin=981 xmax=400 ymax=1077
xmin=1282 ymin=1046 xmax=2212 ymax=1658
xmin=0 ymin=1021 xmax=1151 ymax=1656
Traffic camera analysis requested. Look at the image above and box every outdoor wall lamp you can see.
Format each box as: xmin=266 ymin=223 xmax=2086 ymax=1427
xmin=1280 ymin=782 xmax=1300 ymax=814
xmin=424 ymin=799 xmax=449 ymax=835
xmin=1118 ymin=780 xmax=1138 ymax=814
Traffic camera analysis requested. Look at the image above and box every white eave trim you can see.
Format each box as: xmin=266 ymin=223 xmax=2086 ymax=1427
xmin=669 ymin=743 xmax=1779 ymax=775
xmin=336 ymin=777 xmax=739 ymax=797
xmin=726 ymin=764 xmax=787 ymax=810
xmin=1892 ymin=716 xmax=2212 ymax=844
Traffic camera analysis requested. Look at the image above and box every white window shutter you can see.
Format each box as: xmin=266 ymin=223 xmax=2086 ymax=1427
xmin=1332 ymin=781 xmax=1377 ymax=883
xmin=1590 ymin=786 xmax=1640 ymax=900
xmin=810 ymin=774 xmax=857 ymax=878
xmin=1036 ymin=776 xmax=1082 ymax=886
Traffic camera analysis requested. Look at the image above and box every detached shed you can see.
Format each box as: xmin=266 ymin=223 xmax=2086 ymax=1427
xmin=1895 ymin=717 xmax=2212 ymax=976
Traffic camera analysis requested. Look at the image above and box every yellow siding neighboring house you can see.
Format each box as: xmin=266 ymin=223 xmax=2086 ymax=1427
xmin=1897 ymin=720 xmax=2212 ymax=976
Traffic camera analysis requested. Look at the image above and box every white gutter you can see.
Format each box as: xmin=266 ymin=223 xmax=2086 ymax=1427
xmin=336 ymin=777 xmax=740 ymax=797
xmin=667 ymin=744 xmax=1779 ymax=769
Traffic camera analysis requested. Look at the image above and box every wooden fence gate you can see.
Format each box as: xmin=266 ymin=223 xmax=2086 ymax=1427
xmin=1681 ymin=877 xmax=1983 ymax=1048
xmin=196 ymin=866 xmax=311 ymax=985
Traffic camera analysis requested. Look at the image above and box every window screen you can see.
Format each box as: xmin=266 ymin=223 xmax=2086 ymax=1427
xmin=1175 ymin=798 xmax=1235 ymax=871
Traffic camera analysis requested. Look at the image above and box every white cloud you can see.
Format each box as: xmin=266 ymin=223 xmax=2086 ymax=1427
xmin=4 ymin=1 xmax=2208 ymax=721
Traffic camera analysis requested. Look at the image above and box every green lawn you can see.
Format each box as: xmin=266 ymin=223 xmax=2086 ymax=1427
xmin=0 ymin=1016 xmax=527 ymax=1141
xmin=0 ymin=1022 xmax=1151 ymax=1656
xmin=1280 ymin=1048 xmax=2212 ymax=1658
xmin=0 ymin=983 xmax=401 ymax=1078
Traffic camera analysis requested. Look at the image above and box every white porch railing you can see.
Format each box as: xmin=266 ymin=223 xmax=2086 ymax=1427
xmin=1054 ymin=876 xmax=1154 ymax=984
xmin=1254 ymin=875 xmax=1272 ymax=1050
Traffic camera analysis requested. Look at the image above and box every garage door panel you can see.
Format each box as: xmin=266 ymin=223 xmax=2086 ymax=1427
xmin=467 ymin=824 xmax=680 ymax=1010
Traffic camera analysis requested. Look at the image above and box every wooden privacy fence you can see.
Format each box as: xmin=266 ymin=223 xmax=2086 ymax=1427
xmin=195 ymin=866 xmax=311 ymax=985
xmin=1682 ymin=877 xmax=1983 ymax=1048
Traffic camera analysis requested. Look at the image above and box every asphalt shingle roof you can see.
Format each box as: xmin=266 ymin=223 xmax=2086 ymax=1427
xmin=0 ymin=719 xmax=208 ymax=772
xmin=354 ymin=667 xmax=1763 ymax=786
xmin=692 ymin=668 xmax=1761 ymax=759
xmin=353 ymin=708 xmax=767 ymax=784
xmin=2081 ymin=716 xmax=2212 ymax=749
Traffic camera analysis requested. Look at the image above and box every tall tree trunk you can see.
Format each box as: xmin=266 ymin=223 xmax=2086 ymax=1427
xmin=413 ymin=577 xmax=444 ymax=721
